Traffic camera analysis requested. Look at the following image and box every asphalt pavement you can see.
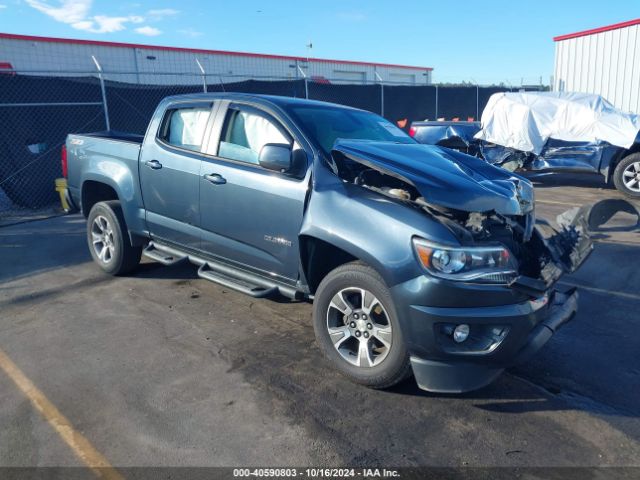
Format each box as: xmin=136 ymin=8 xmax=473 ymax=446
xmin=0 ymin=173 xmax=638 ymax=471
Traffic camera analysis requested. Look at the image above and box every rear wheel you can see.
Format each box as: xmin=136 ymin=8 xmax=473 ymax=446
xmin=613 ymin=153 xmax=640 ymax=198
xmin=86 ymin=201 xmax=141 ymax=275
xmin=312 ymin=262 xmax=411 ymax=389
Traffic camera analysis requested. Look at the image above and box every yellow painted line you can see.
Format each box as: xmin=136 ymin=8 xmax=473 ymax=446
xmin=559 ymin=281 xmax=640 ymax=301
xmin=0 ymin=348 xmax=123 ymax=480
xmin=536 ymin=199 xmax=581 ymax=207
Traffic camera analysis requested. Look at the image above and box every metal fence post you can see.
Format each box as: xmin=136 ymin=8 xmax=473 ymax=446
xmin=297 ymin=65 xmax=308 ymax=99
xmin=91 ymin=55 xmax=110 ymax=131
xmin=374 ymin=71 xmax=384 ymax=117
xmin=195 ymin=58 xmax=207 ymax=93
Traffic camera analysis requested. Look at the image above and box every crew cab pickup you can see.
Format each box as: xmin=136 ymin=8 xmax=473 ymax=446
xmin=63 ymin=93 xmax=593 ymax=393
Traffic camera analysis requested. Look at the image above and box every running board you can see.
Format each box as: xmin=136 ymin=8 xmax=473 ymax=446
xmin=143 ymin=243 xmax=188 ymax=266
xmin=143 ymin=241 xmax=298 ymax=299
xmin=197 ymin=264 xmax=278 ymax=298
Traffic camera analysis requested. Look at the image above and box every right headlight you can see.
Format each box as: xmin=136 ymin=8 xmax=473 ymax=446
xmin=412 ymin=237 xmax=518 ymax=283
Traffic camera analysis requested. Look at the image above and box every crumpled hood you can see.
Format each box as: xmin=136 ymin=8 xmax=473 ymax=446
xmin=332 ymin=140 xmax=534 ymax=216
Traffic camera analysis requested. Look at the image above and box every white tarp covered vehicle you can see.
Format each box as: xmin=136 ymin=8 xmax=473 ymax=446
xmin=410 ymin=92 xmax=640 ymax=198
xmin=475 ymin=92 xmax=640 ymax=154
xmin=474 ymin=92 xmax=640 ymax=198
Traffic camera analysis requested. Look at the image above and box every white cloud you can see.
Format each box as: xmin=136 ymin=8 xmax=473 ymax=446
xmin=178 ymin=28 xmax=203 ymax=38
xmin=147 ymin=8 xmax=178 ymax=18
xmin=26 ymin=0 xmax=91 ymax=24
xmin=0 ymin=5 xmax=8 ymax=10
xmin=25 ymin=0 xmax=147 ymax=33
xmin=135 ymin=25 xmax=161 ymax=36
xmin=78 ymin=15 xmax=130 ymax=33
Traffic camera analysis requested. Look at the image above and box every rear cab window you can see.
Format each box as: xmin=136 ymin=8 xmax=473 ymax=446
xmin=158 ymin=105 xmax=212 ymax=152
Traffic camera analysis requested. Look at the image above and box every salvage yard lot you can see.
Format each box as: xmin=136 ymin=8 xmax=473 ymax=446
xmin=0 ymin=173 xmax=639 ymax=468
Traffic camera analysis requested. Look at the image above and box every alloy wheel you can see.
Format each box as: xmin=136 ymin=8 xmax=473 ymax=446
xmin=91 ymin=215 xmax=115 ymax=264
xmin=622 ymin=161 xmax=640 ymax=192
xmin=326 ymin=287 xmax=393 ymax=367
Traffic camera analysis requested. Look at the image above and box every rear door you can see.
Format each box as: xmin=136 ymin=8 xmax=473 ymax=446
xmin=139 ymin=100 xmax=217 ymax=249
xmin=198 ymin=102 xmax=310 ymax=282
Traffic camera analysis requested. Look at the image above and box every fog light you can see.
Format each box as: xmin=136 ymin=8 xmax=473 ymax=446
xmin=453 ymin=324 xmax=470 ymax=343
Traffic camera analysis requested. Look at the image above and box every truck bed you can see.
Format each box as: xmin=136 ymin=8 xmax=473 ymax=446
xmin=78 ymin=131 xmax=144 ymax=144
xmin=65 ymin=131 xmax=143 ymax=210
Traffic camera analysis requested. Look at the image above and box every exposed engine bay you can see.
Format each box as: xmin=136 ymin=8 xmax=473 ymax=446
xmin=335 ymin=153 xmax=594 ymax=293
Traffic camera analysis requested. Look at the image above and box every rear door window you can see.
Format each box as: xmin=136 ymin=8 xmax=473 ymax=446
xmin=218 ymin=108 xmax=290 ymax=164
xmin=158 ymin=106 xmax=212 ymax=152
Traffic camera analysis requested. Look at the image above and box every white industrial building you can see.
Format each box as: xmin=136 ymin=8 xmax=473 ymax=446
xmin=0 ymin=32 xmax=433 ymax=85
xmin=553 ymin=18 xmax=640 ymax=114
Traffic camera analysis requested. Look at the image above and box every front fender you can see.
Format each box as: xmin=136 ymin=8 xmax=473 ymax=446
xmin=300 ymin=180 xmax=458 ymax=287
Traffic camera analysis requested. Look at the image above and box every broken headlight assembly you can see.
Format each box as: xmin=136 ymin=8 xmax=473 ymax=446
xmin=412 ymin=238 xmax=518 ymax=283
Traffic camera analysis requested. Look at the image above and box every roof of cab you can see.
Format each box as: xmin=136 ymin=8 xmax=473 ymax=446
xmin=162 ymin=92 xmax=360 ymax=111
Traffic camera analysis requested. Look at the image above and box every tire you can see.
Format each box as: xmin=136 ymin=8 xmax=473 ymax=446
xmin=86 ymin=201 xmax=142 ymax=275
xmin=312 ymin=262 xmax=411 ymax=389
xmin=613 ymin=153 xmax=640 ymax=198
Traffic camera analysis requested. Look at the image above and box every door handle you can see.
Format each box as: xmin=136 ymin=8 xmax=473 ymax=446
xmin=203 ymin=173 xmax=227 ymax=185
xmin=145 ymin=159 xmax=162 ymax=170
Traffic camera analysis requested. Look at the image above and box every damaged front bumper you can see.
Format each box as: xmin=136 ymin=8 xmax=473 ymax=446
xmin=392 ymin=204 xmax=596 ymax=394
xmin=407 ymin=287 xmax=578 ymax=393
xmin=510 ymin=203 xmax=595 ymax=296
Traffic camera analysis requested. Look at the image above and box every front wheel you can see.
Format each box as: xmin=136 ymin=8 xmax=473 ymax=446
xmin=613 ymin=153 xmax=640 ymax=198
xmin=86 ymin=201 xmax=142 ymax=275
xmin=312 ymin=262 xmax=411 ymax=389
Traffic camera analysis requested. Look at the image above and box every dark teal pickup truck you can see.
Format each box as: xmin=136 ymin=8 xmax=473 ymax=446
xmin=62 ymin=93 xmax=593 ymax=393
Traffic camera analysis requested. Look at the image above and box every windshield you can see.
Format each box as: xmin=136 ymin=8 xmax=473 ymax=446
xmin=288 ymin=105 xmax=416 ymax=156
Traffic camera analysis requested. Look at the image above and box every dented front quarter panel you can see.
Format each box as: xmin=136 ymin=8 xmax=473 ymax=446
xmin=300 ymin=162 xmax=460 ymax=287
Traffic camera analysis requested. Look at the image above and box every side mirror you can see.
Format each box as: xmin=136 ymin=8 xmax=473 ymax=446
xmin=259 ymin=143 xmax=292 ymax=172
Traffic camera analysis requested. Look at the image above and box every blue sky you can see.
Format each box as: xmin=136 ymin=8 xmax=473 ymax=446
xmin=0 ymin=0 xmax=638 ymax=84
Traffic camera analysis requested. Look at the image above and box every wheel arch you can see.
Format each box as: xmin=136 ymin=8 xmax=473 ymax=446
xmin=298 ymin=234 xmax=402 ymax=295
xmin=606 ymin=148 xmax=638 ymax=183
xmin=81 ymin=174 xmax=147 ymax=246
xmin=81 ymin=179 xmax=119 ymax=217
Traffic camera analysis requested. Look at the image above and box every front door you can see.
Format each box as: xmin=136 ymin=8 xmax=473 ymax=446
xmin=139 ymin=101 xmax=215 ymax=249
xmin=198 ymin=103 xmax=309 ymax=282
xmin=533 ymin=139 xmax=611 ymax=173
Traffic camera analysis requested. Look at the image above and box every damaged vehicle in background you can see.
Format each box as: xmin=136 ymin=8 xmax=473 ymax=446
xmin=410 ymin=92 xmax=640 ymax=198
xmin=63 ymin=93 xmax=593 ymax=393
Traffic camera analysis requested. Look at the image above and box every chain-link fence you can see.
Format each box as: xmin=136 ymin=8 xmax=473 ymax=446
xmin=0 ymin=70 xmax=546 ymax=222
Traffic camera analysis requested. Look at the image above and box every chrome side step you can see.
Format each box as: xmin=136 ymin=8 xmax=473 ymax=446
xmin=197 ymin=264 xmax=278 ymax=298
xmin=143 ymin=243 xmax=188 ymax=266
xmin=143 ymin=241 xmax=298 ymax=299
